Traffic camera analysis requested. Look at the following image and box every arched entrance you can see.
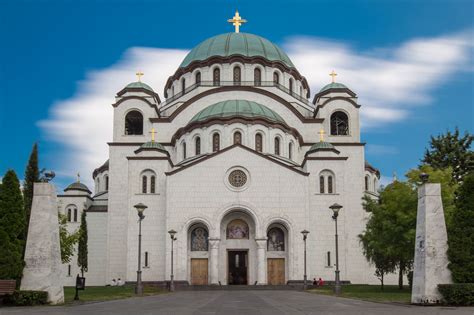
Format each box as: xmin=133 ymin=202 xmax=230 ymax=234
xmin=187 ymin=223 xmax=210 ymax=285
xmin=266 ymin=224 xmax=288 ymax=285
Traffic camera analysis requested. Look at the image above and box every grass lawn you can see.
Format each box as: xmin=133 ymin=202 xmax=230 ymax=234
xmin=63 ymin=285 xmax=167 ymax=304
xmin=308 ymin=284 xmax=411 ymax=303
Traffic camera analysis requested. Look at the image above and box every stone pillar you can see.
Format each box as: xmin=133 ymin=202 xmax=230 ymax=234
xmin=209 ymin=238 xmax=220 ymax=284
xmin=411 ymin=182 xmax=452 ymax=304
xmin=21 ymin=183 xmax=64 ymax=304
xmin=256 ymin=239 xmax=267 ymax=285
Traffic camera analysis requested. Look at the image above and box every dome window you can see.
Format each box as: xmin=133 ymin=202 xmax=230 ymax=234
xmin=254 ymin=68 xmax=261 ymax=86
xmin=233 ymin=131 xmax=242 ymax=144
xmin=330 ymin=111 xmax=349 ymax=136
xmin=233 ymin=66 xmax=241 ymax=85
xmin=213 ymin=68 xmax=220 ymax=86
xmin=125 ymin=111 xmax=143 ymax=135
xmin=274 ymin=137 xmax=281 ymax=156
xmin=195 ymin=72 xmax=201 ymax=85
xmin=181 ymin=78 xmax=186 ymax=95
xmin=255 ymin=133 xmax=263 ymax=152
xmin=273 ymin=72 xmax=279 ymax=85
xmin=289 ymin=78 xmax=294 ymax=94
xmin=195 ymin=137 xmax=201 ymax=155
xmin=212 ymin=133 xmax=220 ymax=152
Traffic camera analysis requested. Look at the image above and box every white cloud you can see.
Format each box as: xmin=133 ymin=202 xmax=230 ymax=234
xmin=39 ymin=30 xmax=472 ymax=187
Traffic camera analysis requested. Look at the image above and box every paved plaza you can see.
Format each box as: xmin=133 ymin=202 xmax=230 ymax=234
xmin=1 ymin=290 xmax=472 ymax=315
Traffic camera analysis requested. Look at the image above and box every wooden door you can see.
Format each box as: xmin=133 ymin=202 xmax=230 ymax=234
xmin=191 ymin=258 xmax=208 ymax=285
xmin=267 ymin=258 xmax=285 ymax=285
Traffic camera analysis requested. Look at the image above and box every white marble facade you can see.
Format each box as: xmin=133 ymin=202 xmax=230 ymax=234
xmin=57 ymin=30 xmax=386 ymax=286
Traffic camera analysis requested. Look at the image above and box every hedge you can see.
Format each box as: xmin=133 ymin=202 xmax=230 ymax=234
xmin=3 ymin=290 xmax=48 ymax=306
xmin=438 ymin=283 xmax=474 ymax=306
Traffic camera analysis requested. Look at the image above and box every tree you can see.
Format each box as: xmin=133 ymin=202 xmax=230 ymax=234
xmin=360 ymin=181 xmax=417 ymax=289
xmin=422 ymin=127 xmax=473 ymax=182
xmin=447 ymin=172 xmax=474 ymax=283
xmin=23 ymin=143 xmax=39 ymax=239
xmin=77 ymin=211 xmax=88 ymax=277
xmin=406 ymin=165 xmax=457 ymax=227
xmin=0 ymin=170 xmax=26 ymax=283
xmin=359 ymin=195 xmax=397 ymax=290
xmin=58 ymin=213 xmax=79 ymax=264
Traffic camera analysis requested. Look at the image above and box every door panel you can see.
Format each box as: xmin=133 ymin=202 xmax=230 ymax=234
xmin=191 ymin=258 xmax=208 ymax=285
xmin=267 ymin=258 xmax=285 ymax=285
xmin=228 ymin=251 xmax=248 ymax=285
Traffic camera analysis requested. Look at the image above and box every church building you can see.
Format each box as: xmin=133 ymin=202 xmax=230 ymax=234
xmin=58 ymin=12 xmax=381 ymax=286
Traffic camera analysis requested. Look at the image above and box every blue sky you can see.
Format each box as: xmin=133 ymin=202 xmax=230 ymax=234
xmin=0 ymin=0 xmax=473 ymax=188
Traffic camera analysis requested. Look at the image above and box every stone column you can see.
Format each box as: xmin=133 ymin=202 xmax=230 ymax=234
xmin=21 ymin=183 xmax=64 ymax=304
xmin=411 ymin=181 xmax=452 ymax=304
xmin=209 ymin=238 xmax=220 ymax=284
xmin=256 ymin=239 xmax=267 ymax=285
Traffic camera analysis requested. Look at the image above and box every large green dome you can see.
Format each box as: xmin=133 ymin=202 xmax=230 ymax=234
xmin=180 ymin=33 xmax=295 ymax=68
xmin=190 ymin=100 xmax=286 ymax=124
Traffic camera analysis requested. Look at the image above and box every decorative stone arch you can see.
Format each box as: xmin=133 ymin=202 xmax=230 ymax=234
xmin=319 ymin=169 xmax=336 ymax=194
xmin=231 ymin=127 xmax=245 ymax=145
xmin=329 ymin=108 xmax=351 ymax=136
xmin=214 ymin=203 xmax=263 ymax=239
xmin=139 ymin=169 xmax=157 ymax=194
xmin=65 ymin=204 xmax=78 ymax=222
xmin=124 ymin=108 xmax=144 ymax=135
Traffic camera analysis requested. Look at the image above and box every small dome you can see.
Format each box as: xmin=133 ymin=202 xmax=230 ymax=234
xmin=180 ymin=33 xmax=295 ymax=68
xmin=125 ymin=81 xmax=154 ymax=92
xmin=190 ymin=100 xmax=286 ymax=125
xmin=64 ymin=182 xmax=92 ymax=194
xmin=319 ymin=82 xmax=348 ymax=93
xmin=140 ymin=141 xmax=166 ymax=151
xmin=309 ymin=141 xmax=335 ymax=151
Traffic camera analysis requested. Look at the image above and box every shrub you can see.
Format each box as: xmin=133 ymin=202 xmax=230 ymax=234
xmin=3 ymin=290 xmax=48 ymax=306
xmin=438 ymin=283 xmax=474 ymax=306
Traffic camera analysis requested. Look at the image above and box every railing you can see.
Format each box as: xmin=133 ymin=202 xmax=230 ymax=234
xmin=160 ymin=81 xmax=311 ymax=109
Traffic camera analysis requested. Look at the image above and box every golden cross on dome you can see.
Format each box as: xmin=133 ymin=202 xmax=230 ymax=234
xmin=136 ymin=71 xmax=144 ymax=82
xmin=318 ymin=128 xmax=326 ymax=142
xmin=149 ymin=128 xmax=157 ymax=142
xmin=77 ymin=172 xmax=81 ymax=183
xmin=329 ymin=70 xmax=337 ymax=83
xmin=228 ymin=11 xmax=247 ymax=33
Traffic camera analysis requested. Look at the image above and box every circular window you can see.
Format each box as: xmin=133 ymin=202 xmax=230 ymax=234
xmin=229 ymin=170 xmax=247 ymax=188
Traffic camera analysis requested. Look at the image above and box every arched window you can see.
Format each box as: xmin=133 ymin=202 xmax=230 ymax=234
xmin=195 ymin=72 xmax=201 ymax=85
xmin=227 ymin=219 xmax=249 ymax=239
xmin=267 ymin=227 xmax=285 ymax=251
xmin=212 ymin=133 xmax=220 ymax=152
xmin=274 ymin=137 xmax=281 ymax=155
xmin=67 ymin=208 xmax=72 ymax=222
xmin=365 ymin=176 xmax=369 ymax=191
xmin=73 ymin=208 xmax=78 ymax=222
xmin=171 ymin=85 xmax=175 ymax=96
xmin=125 ymin=111 xmax=143 ymax=135
xmin=300 ymin=86 xmax=303 ymax=96
xmin=181 ymin=78 xmax=186 ymax=94
xmin=330 ymin=111 xmax=349 ymax=136
xmin=289 ymin=79 xmax=294 ymax=94
xmin=97 ymin=178 xmax=100 ymax=192
xmin=373 ymin=178 xmax=377 ymax=192
xmin=320 ymin=170 xmax=336 ymax=194
xmin=319 ymin=176 xmax=325 ymax=194
xmin=233 ymin=131 xmax=242 ymax=144
xmin=182 ymin=141 xmax=187 ymax=159
xmin=142 ymin=175 xmax=147 ymax=193
xmin=195 ymin=137 xmax=201 ymax=155
xmin=255 ymin=133 xmax=263 ymax=152
xmin=254 ymin=68 xmax=261 ymax=86
xmin=213 ymin=68 xmax=220 ymax=86
xmin=105 ymin=175 xmax=109 ymax=191
xmin=190 ymin=226 xmax=209 ymax=251
xmin=273 ymin=72 xmax=279 ymax=84
xmin=233 ymin=66 xmax=241 ymax=85
xmin=150 ymin=176 xmax=156 ymax=194
xmin=328 ymin=176 xmax=334 ymax=194
xmin=288 ymin=142 xmax=293 ymax=160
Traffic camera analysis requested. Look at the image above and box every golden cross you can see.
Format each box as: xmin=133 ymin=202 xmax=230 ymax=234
xmin=77 ymin=172 xmax=80 ymax=183
xmin=136 ymin=71 xmax=144 ymax=82
xmin=329 ymin=70 xmax=337 ymax=83
xmin=318 ymin=128 xmax=326 ymax=142
xmin=227 ymin=11 xmax=247 ymax=33
xmin=149 ymin=127 xmax=157 ymax=142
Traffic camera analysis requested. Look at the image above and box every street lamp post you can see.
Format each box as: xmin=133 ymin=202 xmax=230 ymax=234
xmin=301 ymin=229 xmax=310 ymax=290
xmin=134 ymin=203 xmax=147 ymax=295
xmin=330 ymin=203 xmax=343 ymax=296
xmin=168 ymin=229 xmax=177 ymax=292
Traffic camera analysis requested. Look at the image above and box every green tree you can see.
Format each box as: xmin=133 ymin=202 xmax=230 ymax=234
xmin=447 ymin=172 xmax=474 ymax=283
xmin=0 ymin=170 xmax=26 ymax=283
xmin=23 ymin=143 xmax=39 ymax=238
xmin=422 ymin=127 xmax=473 ymax=181
xmin=58 ymin=213 xmax=79 ymax=264
xmin=406 ymin=165 xmax=457 ymax=227
xmin=77 ymin=211 xmax=88 ymax=277
xmin=359 ymin=195 xmax=397 ymax=290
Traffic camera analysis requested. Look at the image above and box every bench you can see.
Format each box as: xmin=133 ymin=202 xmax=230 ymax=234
xmin=0 ymin=280 xmax=16 ymax=296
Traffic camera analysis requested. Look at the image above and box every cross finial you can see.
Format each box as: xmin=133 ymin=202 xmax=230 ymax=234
xmin=149 ymin=127 xmax=157 ymax=142
xmin=136 ymin=71 xmax=144 ymax=82
xmin=77 ymin=172 xmax=80 ymax=183
xmin=228 ymin=10 xmax=247 ymax=33
xmin=329 ymin=70 xmax=337 ymax=83
xmin=318 ymin=128 xmax=326 ymax=142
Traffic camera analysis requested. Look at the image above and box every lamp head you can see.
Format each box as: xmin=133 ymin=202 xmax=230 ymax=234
xmin=330 ymin=203 xmax=343 ymax=218
xmin=301 ymin=229 xmax=309 ymax=240
xmin=168 ymin=229 xmax=177 ymax=240
xmin=134 ymin=203 xmax=147 ymax=219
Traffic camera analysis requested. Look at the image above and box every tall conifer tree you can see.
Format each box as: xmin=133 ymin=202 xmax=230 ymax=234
xmin=23 ymin=143 xmax=39 ymax=235
xmin=77 ymin=211 xmax=88 ymax=277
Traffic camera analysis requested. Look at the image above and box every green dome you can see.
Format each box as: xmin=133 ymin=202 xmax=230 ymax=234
xmin=126 ymin=81 xmax=154 ymax=92
xmin=64 ymin=182 xmax=91 ymax=194
xmin=180 ymin=33 xmax=295 ymax=68
xmin=309 ymin=141 xmax=335 ymax=151
xmin=190 ymin=100 xmax=286 ymax=124
xmin=319 ymin=82 xmax=348 ymax=93
xmin=140 ymin=141 xmax=166 ymax=151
